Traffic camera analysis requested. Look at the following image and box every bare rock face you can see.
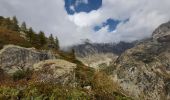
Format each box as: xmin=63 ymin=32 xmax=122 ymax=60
xmin=153 ymin=21 xmax=170 ymax=42
xmin=112 ymin=21 xmax=170 ymax=100
xmin=0 ymin=45 xmax=55 ymax=74
xmin=33 ymin=59 xmax=77 ymax=85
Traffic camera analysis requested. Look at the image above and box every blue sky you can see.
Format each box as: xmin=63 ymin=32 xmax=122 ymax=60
xmin=94 ymin=19 xmax=121 ymax=32
xmin=65 ymin=0 xmax=102 ymax=14
xmin=0 ymin=0 xmax=170 ymax=46
xmin=65 ymin=0 xmax=122 ymax=32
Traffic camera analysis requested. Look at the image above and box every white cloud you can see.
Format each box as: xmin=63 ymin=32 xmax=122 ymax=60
xmin=68 ymin=10 xmax=101 ymax=27
xmin=0 ymin=0 xmax=170 ymax=47
xmin=68 ymin=0 xmax=170 ymax=43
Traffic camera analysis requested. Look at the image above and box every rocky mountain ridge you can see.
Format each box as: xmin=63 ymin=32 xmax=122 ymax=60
xmin=111 ymin=21 xmax=170 ymax=100
xmin=74 ymin=41 xmax=135 ymax=57
xmin=73 ymin=42 xmax=135 ymax=69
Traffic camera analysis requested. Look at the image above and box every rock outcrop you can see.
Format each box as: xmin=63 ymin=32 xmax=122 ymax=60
xmin=0 ymin=45 xmax=55 ymax=74
xmin=0 ymin=45 xmax=77 ymax=85
xmin=112 ymin=21 xmax=170 ymax=100
xmin=153 ymin=21 xmax=170 ymax=42
xmin=33 ymin=59 xmax=77 ymax=85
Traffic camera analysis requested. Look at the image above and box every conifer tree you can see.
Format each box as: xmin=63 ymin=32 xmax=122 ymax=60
xmin=48 ymin=34 xmax=55 ymax=49
xmin=12 ymin=16 xmax=18 ymax=24
xmin=21 ymin=22 xmax=27 ymax=31
xmin=55 ymin=36 xmax=60 ymax=50
xmin=39 ymin=31 xmax=47 ymax=46
xmin=49 ymin=34 xmax=55 ymax=44
xmin=11 ymin=16 xmax=19 ymax=31
xmin=26 ymin=27 xmax=35 ymax=43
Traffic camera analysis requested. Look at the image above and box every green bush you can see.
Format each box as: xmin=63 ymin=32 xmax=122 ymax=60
xmin=0 ymin=87 xmax=20 ymax=100
xmin=12 ymin=69 xmax=32 ymax=81
xmin=0 ymin=83 xmax=91 ymax=100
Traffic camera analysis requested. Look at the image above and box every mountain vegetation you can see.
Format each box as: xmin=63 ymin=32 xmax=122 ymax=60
xmin=0 ymin=16 xmax=131 ymax=100
xmin=0 ymin=16 xmax=59 ymax=50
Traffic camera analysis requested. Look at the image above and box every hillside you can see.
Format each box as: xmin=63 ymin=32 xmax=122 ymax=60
xmin=0 ymin=16 xmax=131 ymax=100
xmin=2 ymin=16 xmax=170 ymax=100
xmin=110 ymin=21 xmax=170 ymax=100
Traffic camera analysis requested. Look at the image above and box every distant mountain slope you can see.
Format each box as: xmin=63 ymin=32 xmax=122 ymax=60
xmin=73 ymin=41 xmax=135 ymax=57
xmin=73 ymin=41 xmax=135 ymax=69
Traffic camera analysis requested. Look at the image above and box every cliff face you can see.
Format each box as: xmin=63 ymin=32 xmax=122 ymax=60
xmin=0 ymin=45 xmax=55 ymax=74
xmin=112 ymin=21 xmax=170 ymax=100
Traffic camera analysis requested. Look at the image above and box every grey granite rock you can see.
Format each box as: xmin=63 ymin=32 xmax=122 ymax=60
xmin=0 ymin=45 xmax=55 ymax=74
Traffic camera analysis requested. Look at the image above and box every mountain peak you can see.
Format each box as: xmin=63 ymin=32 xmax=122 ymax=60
xmin=152 ymin=21 xmax=170 ymax=42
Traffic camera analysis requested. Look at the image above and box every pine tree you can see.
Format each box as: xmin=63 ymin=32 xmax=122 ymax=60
xmin=26 ymin=27 xmax=35 ymax=43
xmin=39 ymin=31 xmax=47 ymax=46
xmin=48 ymin=34 xmax=55 ymax=49
xmin=12 ymin=16 xmax=18 ymax=24
xmin=11 ymin=16 xmax=19 ymax=31
xmin=21 ymin=22 xmax=27 ymax=31
xmin=49 ymin=34 xmax=55 ymax=44
xmin=55 ymin=36 xmax=59 ymax=50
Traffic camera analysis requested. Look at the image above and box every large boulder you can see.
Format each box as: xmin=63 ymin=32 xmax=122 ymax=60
xmin=33 ymin=59 xmax=77 ymax=85
xmin=0 ymin=45 xmax=55 ymax=74
xmin=112 ymin=21 xmax=170 ymax=100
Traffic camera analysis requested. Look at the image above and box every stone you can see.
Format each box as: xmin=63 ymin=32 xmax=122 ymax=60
xmin=0 ymin=45 xmax=55 ymax=74
xmin=33 ymin=59 xmax=77 ymax=85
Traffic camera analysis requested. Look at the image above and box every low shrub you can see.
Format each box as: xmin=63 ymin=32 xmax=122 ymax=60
xmin=12 ymin=69 xmax=32 ymax=81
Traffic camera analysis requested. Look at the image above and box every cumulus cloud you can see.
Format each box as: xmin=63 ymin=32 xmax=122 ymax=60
xmin=68 ymin=10 xmax=101 ymax=27
xmin=69 ymin=0 xmax=170 ymax=43
xmin=0 ymin=0 xmax=170 ymax=47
